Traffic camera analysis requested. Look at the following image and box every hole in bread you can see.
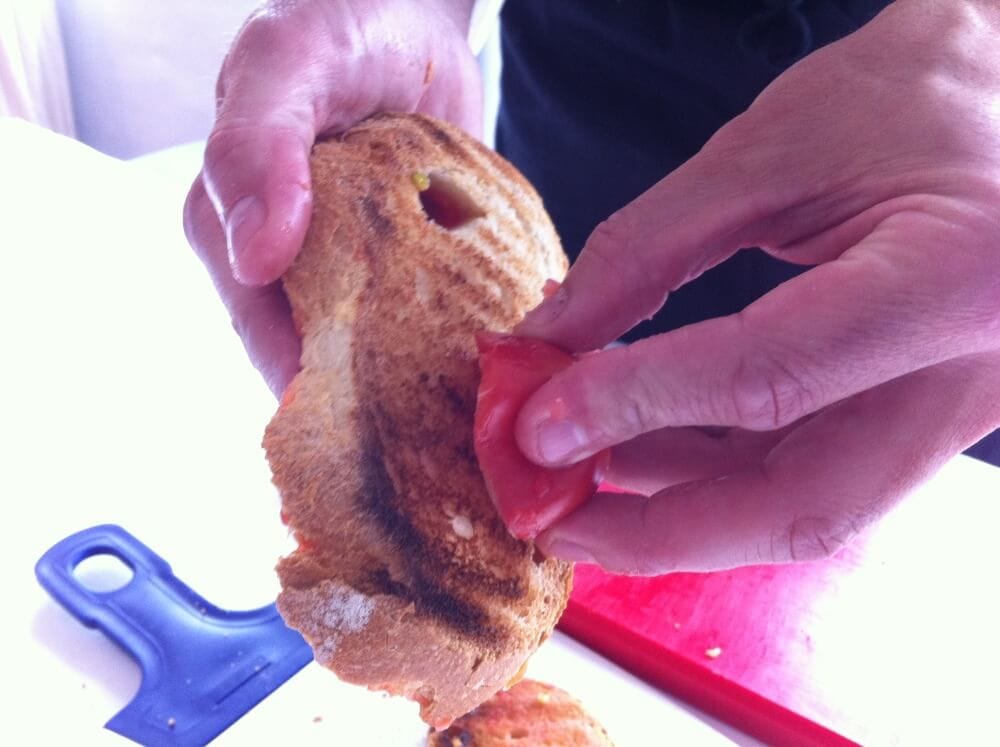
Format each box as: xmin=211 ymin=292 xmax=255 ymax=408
xmin=417 ymin=173 xmax=486 ymax=230
xmin=73 ymin=552 xmax=135 ymax=592
xmin=509 ymin=728 xmax=529 ymax=739
xmin=532 ymin=548 xmax=546 ymax=565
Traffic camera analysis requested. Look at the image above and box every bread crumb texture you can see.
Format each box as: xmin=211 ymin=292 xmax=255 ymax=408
xmin=264 ymin=113 xmax=573 ymax=728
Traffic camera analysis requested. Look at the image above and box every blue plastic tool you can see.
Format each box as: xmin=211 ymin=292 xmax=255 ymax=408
xmin=35 ymin=525 xmax=313 ymax=746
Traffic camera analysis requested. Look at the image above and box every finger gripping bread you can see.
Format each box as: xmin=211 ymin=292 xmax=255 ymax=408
xmin=263 ymin=113 xmax=572 ymax=728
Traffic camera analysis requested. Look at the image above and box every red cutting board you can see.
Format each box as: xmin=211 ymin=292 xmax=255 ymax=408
xmin=557 ymin=457 xmax=1000 ymax=747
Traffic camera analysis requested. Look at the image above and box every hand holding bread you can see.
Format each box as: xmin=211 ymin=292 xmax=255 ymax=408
xmin=183 ymin=0 xmax=482 ymax=397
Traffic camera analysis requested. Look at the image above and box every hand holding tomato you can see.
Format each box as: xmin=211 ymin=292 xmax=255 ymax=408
xmin=474 ymin=334 xmax=609 ymax=540
xmin=513 ymin=0 xmax=1000 ymax=574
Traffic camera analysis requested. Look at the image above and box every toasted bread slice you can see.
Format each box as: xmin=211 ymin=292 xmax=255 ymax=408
xmin=428 ymin=679 xmax=615 ymax=746
xmin=264 ymin=113 xmax=573 ymax=728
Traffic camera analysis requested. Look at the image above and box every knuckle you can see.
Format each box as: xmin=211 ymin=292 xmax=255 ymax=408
xmin=621 ymin=376 xmax=665 ymax=436
xmin=202 ymin=122 xmax=304 ymax=192
xmin=615 ymin=392 xmax=658 ymax=442
xmin=203 ymin=126 xmax=246 ymax=171
xmin=554 ymin=349 xmax=666 ymax=450
xmin=583 ymin=214 xmax=632 ymax=275
xmin=726 ymin=335 xmax=816 ymax=430
xmin=727 ymin=354 xmax=786 ymax=429
xmin=233 ymin=6 xmax=299 ymax=56
xmin=589 ymin=211 xmax=632 ymax=250
xmin=201 ymin=130 xmax=248 ymax=196
xmin=777 ymin=515 xmax=857 ymax=562
xmin=217 ymin=3 xmax=316 ymax=109
xmin=616 ymin=498 xmax=672 ymax=576
xmin=583 ymin=212 xmax=667 ymax=321
xmin=605 ymin=349 xmax=669 ymax=439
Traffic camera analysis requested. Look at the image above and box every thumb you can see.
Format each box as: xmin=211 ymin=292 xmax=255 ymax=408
xmin=197 ymin=6 xmax=333 ymax=287
xmin=201 ymin=112 xmax=314 ymax=287
xmin=515 ymin=131 xmax=784 ymax=352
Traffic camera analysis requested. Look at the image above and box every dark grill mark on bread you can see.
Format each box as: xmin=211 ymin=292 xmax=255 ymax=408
xmin=435 ymin=550 xmax=526 ymax=602
xmin=361 ymin=195 xmax=393 ymax=239
xmin=365 ymin=140 xmax=392 ymax=164
xmin=411 ymin=577 xmax=497 ymax=642
xmin=471 ymin=227 xmax=537 ymax=296
xmin=437 ymin=374 xmax=472 ymax=416
xmin=365 ymin=567 xmax=498 ymax=643
xmin=455 ymin=439 xmax=479 ymax=469
xmin=413 ymin=116 xmax=468 ymax=163
xmin=355 ymin=425 xmax=425 ymax=551
xmin=366 ymin=567 xmax=410 ymax=599
xmin=357 ymin=421 xmax=499 ymax=641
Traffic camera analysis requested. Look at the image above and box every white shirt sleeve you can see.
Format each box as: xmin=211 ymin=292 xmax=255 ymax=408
xmin=467 ymin=0 xmax=504 ymax=55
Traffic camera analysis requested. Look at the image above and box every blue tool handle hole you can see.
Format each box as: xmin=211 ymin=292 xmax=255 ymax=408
xmin=73 ymin=551 xmax=135 ymax=593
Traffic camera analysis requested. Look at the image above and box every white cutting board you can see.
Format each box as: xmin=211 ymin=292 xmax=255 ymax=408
xmin=0 ymin=118 xmax=744 ymax=745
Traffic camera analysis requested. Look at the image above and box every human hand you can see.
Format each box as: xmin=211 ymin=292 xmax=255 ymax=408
xmin=183 ymin=0 xmax=481 ymax=396
xmin=515 ymin=0 xmax=1000 ymax=574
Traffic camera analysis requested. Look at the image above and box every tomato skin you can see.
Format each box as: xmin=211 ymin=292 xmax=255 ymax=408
xmin=474 ymin=333 xmax=609 ymax=540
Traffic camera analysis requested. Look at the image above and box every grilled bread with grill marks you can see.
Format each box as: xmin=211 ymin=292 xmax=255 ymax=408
xmin=264 ymin=113 xmax=573 ymax=728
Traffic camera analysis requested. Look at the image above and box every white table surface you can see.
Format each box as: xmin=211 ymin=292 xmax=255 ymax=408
xmin=0 ymin=117 xmax=754 ymax=746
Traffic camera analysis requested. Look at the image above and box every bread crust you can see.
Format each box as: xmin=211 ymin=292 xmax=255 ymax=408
xmin=264 ymin=113 xmax=572 ymax=728
xmin=428 ymin=679 xmax=615 ymax=746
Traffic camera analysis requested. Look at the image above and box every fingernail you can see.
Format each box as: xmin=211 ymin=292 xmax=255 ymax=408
xmin=225 ymin=196 xmax=266 ymax=268
xmin=540 ymin=537 xmax=597 ymax=564
xmin=535 ymin=418 xmax=589 ymax=464
xmin=519 ymin=283 xmax=569 ymax=331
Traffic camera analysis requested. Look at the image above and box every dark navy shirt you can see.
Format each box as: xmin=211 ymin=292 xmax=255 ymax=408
xmin=496 ymin=0 xmax=999 ymax=465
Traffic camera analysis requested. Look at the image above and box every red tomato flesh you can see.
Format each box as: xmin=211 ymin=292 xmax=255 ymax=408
xmin=474 ymin=332 xmax=610 ymax=540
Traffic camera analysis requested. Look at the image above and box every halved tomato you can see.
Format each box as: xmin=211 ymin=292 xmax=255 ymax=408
xmin=474 ymin=333 xmax=610 ymax=540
